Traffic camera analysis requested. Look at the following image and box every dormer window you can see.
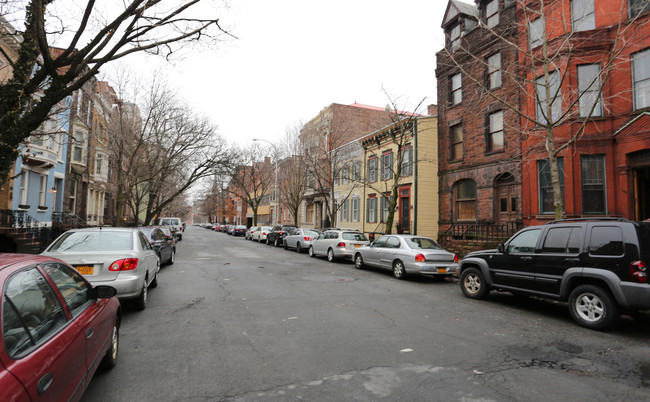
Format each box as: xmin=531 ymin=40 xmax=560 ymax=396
xmin=450 ymin=24 xmax=461 ymax=50
xmin=486 ymin=0 xmax=499 ymax=28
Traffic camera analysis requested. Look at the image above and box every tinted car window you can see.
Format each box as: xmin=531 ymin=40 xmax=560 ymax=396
xmin=3 ymin=267 xmax=67 ymax=357
xmin=42 ymin=263 xmax=93 ymax=317
xmin=342 ymin=232 xmax=367 ymax=241
xmin=542 ymin=227 xmax=582 ymax=254
xmin=507 ymin=229 xmax=541 ymax=253
xmin=590 ymin=226 xmax=624 ymax=256
xmin=406 ymin=237 xmax=443 ymax=250
xmin=48 ymin=231 xmax=133 ymax=252
xmin=138 ymin=232 xmax=151 ymax=250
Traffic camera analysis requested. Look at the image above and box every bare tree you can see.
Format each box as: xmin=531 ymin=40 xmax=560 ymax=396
xmin=439 ymin=0 xmax=648 ymax=219
xmin=226 ymin=144 xmax=274 ymax=226
xmin=278 ymin=123 xmax=306 ymax=226
xmin=109 ymin=72 xmax=230 ymax=225
xmin=0 ymin=0 xmax=232 ymax=186
xmin=360 ymin=94 xmax=426 ymax=234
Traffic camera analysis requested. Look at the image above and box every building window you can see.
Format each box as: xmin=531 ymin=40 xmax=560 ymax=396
xmin=451 ymin=125 xmax=463 ymax=161
xmin=367 ymin=196 xmax=377 ymax=223
xmin=342 ymin=163 xmax=350 ymax=184
xmin=380 ymin=195 xmax=392 ymax=223
xmin=488 ymin=111 xmax=504 ymax=152
xmin=450 ymin=24 xmax=461 ymax=50
xmin=572 ymin=0 xmax=595 ymax=31
xmin=38 ymin=174 xmax=47 ymax=207
xmin=486 ymin=0 xmax=499 ymax=28
xmin=401 ymin=145 xmax=413 ymax=176
xmin=536 ymin=70 xmax=561 ymax=124
xmin=352 ymin=161 xmax=361 ymax=181
xmin=538 ymin=158 xmax=565 ymax=214
xmin=529 ymin=17 xmax=544 ymax=49
xmin=368 ymin=157 xmax=378 ymax=183
xmin=340 ymin=199 xmax=349 ymax=222
xmin=633 ymin=48 xmax=650 ymax=110
xmin=351 ymin=198 xmax=360 ymax=222
xmin=581 ymin=155 xmax=606 ymax=214
xmin=454 ymin=179 xmax=477 ymax=221
xmin=381 ymin=151 xmax=393 ymax=180
xmin=577 ymin=64 xmax=603 ymax=117
xmin=72 ymin=130 xmax=85 ymax=163
xmin=451 ymin=73 xmax=462 ymax=105
xmin=95 ymin=154 xmax=103 ymax=176
xmin=487 ymin=53 xmax=502 ymax=89
xmin=630 ymin=0 xmax=650 ymax=18
xmin=19 ymin=171 xmax=29 ymax=206
xmin=69 ymin=180 xmax=77 ymax=214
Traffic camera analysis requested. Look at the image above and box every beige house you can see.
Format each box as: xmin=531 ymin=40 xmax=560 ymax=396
xmin=358 ymin=109 xmax=439 ymax=240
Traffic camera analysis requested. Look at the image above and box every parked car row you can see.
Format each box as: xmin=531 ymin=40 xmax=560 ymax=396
xmin=212 ymin=217 xmax=650 ymax=331
xmin=216 ymin=224 xmax=460 ymax=281
xmin=0 ymin=221 xmax=187 ymax=399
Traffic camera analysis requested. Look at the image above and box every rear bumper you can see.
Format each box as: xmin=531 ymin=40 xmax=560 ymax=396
xmin=620 ymin=282 xmax=650 ymax=309
xmin=90 ymin=272 xmax=145 ymax=300
xmin=406 ymin=261 xmax=459 ymax=276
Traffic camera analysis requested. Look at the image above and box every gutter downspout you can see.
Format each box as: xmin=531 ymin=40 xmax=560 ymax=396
xmin=413 ymin=118 xmax=418 ymax=235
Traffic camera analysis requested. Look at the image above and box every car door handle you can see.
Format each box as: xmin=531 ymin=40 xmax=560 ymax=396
xmin=38 ymin=373 xmax=53 ymax=395
xmin=520 ymin=257 xmax=533 ymax=261
xmin=86 ymin=328 xmax=94 ymax=339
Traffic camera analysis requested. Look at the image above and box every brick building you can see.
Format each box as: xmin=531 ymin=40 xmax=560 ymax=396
xmin=437 ymin=0 xmax=523 ymax=244
xmin=515 ymin=0 xmax=650 ymax=224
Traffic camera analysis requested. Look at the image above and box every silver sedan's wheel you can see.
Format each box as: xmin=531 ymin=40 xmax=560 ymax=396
xmin=392 ymin=260 xmax=406 ymax=279
xmin=327 ymin=248 xmax=335 ymax=262
xmin=354 ymin=253 xmax=364 ymax=269
xmin=296 ymin=243 xmax=302 ymax=253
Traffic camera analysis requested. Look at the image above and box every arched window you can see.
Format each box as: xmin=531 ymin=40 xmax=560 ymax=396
xmin=454 ymin=179 xmax=477 ymax=221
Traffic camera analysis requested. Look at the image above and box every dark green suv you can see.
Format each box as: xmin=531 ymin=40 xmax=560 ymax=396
xmin=458 ymin=218 xmax=650 ymax=330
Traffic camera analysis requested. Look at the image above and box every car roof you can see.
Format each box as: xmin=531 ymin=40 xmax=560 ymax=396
xmin=0 ymin=253 xmax=64 ymax=270
xmin=63 ymin=227 xmax=138 ymax=232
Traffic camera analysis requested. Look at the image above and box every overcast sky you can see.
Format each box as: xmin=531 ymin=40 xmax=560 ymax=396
xmin=125 ymin=0 xmax=449 ymax=147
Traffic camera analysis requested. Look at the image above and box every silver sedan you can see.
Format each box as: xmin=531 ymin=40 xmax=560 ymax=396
xmin=41 ymin=227 xmax=160 ymax=310
xmin=283 ymin=228 xmax=321 ymax=253
xmin=353 ymin=234 xmax=459 ymax=280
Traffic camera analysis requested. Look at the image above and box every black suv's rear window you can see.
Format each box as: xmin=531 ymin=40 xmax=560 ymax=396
xmin=589 ymin=226 xmax=624 ymax=256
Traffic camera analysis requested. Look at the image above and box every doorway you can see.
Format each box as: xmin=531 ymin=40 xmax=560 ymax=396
xmin=633 ymin=166 xmax=650 ymax=221
xmin=494 ymin=173 xmax=517 ymax=224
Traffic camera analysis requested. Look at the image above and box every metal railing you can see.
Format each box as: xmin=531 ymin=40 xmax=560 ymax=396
xmin=438 ymin=221 xmax=522 ymax=247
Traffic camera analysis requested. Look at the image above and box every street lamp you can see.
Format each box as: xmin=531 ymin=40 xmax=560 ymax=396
xmin=252 ymin=138 xmax=278 ymax=225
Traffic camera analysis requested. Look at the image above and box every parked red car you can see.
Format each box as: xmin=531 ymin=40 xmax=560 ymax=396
xmin=0 ymin=254 xmax=121 ymax=401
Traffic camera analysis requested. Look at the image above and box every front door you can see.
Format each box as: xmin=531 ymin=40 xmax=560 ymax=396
xmin=495 ymin=174 xmax=517 ymax=224
xmin=399 ymin=187 xmax=410 ymax=233
xmin=633 ymin=166 xmax=650 ymax=220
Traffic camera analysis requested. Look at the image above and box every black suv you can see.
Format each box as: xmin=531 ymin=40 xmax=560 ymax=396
xmin=458 ymin=218 xmax=650 ymax=330
xmin=266 ymin=225 xmax=297 ymax=247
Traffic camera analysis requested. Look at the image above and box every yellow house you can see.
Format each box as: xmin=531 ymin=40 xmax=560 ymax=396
xmin=358 ymin=111 xmax=439 ymax=240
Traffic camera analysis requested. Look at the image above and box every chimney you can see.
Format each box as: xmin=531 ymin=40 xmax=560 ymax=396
xmin=427 ymin=104 xmax=438 ymax=116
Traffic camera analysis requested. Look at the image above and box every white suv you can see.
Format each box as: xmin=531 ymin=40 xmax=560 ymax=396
xmin=309 ymin=229 xmax=369 ymax=262
xmin=157 ymin=217 xmax=184 ymax=241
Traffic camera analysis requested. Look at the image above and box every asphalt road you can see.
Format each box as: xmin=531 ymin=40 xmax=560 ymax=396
xmin=83 ymin=226 xmax=650 ymax=401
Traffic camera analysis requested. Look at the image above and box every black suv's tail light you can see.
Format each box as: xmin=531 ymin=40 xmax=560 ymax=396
xmin=630 ymin=260 xmax=647 ymax=283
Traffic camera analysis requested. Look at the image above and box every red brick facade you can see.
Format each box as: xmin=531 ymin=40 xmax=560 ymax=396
xmin=437 ymin=1 xmax=522 ymax=233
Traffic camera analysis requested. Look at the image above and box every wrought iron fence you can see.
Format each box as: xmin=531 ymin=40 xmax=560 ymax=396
xmin=438 ymin=221 xmax=522 ymax=247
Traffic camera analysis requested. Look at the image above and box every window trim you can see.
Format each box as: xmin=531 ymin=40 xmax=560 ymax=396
xmin=487 ymin=52 xmax=502 ymax=90
xmin=450 ymin=73 xmax=462 ymax=105
xmin=571 ymin=0 xmax=595 ymax=31
xmin=577 ymin=63 xmax=603 ymax=117
xmin=486 ymin=0 xmax=500 ymax=28
xmin=487 ymin=110 xmax=505 ymax=153
xmin=450 ymin=124 xmax=464 ymax=161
